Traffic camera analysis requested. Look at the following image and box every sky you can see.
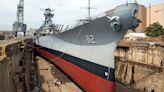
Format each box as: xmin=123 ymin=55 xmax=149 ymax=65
xmin=0 ymin=0 xmax=164 ymax=30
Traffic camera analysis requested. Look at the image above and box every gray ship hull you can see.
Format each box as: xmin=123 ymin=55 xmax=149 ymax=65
xmin=35 ymin=3 xmax=140 ymax=92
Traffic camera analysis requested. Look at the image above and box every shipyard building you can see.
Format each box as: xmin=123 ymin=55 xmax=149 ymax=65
xmin=147 ymin=4 xmax=164 ymax=27
xmin=136 ymin=3 xmax=164 ymax=32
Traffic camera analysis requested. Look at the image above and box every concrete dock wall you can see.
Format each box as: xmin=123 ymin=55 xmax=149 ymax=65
xmin=0 ymin=37 xmax=33 ymax=92
xmin=115 ymin=41 xmax=164 ymax=92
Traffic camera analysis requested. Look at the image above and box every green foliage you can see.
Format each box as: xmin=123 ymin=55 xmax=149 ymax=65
xmin=144 ymin=22 xmax=164 ymax=37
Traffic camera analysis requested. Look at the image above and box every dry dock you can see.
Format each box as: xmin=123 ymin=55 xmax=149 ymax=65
xmin=0 ymin=36 xmax=133 ymax=92
xmin=0 ymin=36 xmax=163 ymax=92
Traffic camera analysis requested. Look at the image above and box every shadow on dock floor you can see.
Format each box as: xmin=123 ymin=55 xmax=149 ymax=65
xmin=116 ymin=82 xmax=140 ymax=92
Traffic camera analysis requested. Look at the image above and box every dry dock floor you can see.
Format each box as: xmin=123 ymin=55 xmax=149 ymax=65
xmin=116 ymin=82 xmax=139 ymax=92
xmin=36 ymin=56 xmax=83 ymax=92
xmin=36 ymin=56 xmax=137 ymax=92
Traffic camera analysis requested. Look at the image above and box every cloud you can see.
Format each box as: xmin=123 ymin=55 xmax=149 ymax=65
xmin=0 ymin=0 xmax=163 ymax=30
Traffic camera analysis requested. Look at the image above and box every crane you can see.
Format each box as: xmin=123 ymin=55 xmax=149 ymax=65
xmin=13 ymin=0 xmax=27 ymax=37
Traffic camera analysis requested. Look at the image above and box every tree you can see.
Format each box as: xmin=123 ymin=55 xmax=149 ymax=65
xmin=144 ymin=22 xmax=164 ymax=37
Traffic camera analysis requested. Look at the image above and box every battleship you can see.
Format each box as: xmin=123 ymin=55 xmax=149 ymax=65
xmin=34 ymin=2 xmax=141 ymax=92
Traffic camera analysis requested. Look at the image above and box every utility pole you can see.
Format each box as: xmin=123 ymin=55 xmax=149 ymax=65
xmin=13 ymin=0 xmax=27 ymax=37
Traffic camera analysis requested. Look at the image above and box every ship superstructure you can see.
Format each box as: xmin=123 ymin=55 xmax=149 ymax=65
xmin=38 ymin=8 xmax=56 ymax=34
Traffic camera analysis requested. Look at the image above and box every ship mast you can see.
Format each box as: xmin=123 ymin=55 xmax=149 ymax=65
xmin=88 ymin=0 xmax=91 ymax=19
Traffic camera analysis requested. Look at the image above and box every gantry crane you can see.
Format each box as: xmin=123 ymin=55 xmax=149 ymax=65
xmin=13 ymin=0 xmax=27 ymax=37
